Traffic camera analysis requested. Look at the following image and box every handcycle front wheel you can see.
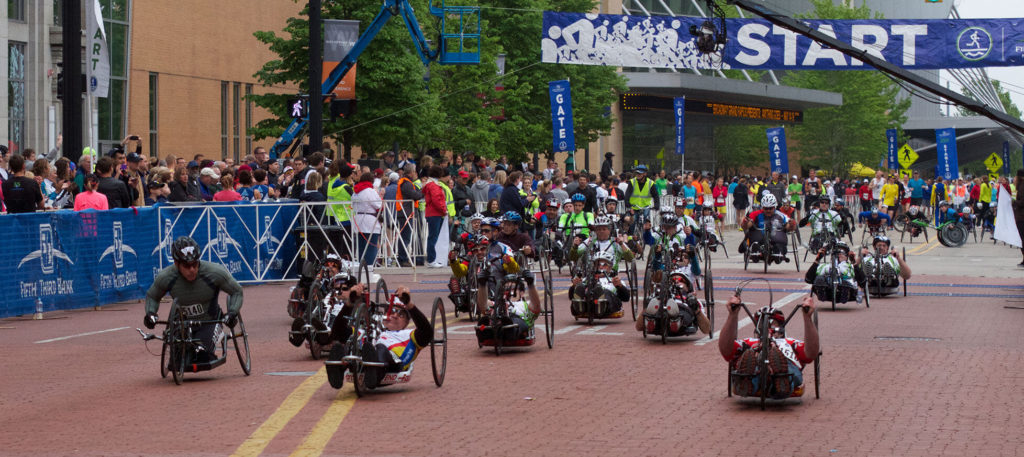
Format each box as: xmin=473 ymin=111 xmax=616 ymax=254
xmin=541 ymin=261 xmax=554 ymax=349
xmin=348 ymin=304 xmax=370 ymax=397
xmin=160 ymin=338 xmax=170 ymax=379
xmin=430 ymin=297 xmax=447 ymax=387
xmin=628 ymin=259 xmax=638 ymax=322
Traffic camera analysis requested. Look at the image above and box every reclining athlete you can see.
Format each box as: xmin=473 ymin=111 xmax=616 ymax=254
xmin=719 ymin=294 xmax=819 ymax=398
xmin=568 ymin=250 xmax=631 ymax=318
xmin=144 ymin=236 xmax=244 ymax=364
xmin=325 ymin=285 xmax=432 ymax=390
xmin=804 ymin=241 xmax=864 ymax=304
xmin=860 ymin=235 xmax=911 ymax=291
xmin=474 ymin=244 xmax=543 ymax=345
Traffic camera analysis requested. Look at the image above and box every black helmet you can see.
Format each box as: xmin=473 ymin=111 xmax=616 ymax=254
xmin=171 ymin=236 xmax=201 ymax=263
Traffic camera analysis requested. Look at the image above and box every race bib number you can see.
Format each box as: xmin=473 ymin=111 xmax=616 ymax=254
xmin=180 ymin=303 xmax=206 ymax=318
xmin=686 ymin=197 xmax=694 ymax=205
xmin=773 ymin=338 xmax=801 ymax=366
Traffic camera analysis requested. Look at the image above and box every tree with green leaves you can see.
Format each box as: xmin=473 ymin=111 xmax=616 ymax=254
xmin=249 ymin=0 xmax=627 ymax=163
xmin=957 ymin=80 xmax=1023 ymax=120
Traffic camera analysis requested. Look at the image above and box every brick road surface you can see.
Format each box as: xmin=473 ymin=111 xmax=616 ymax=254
xmin=3 ymin=243 xmax=1024 ymax=456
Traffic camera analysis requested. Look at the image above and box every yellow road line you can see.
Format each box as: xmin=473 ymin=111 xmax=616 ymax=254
xmin=288 ymin=385 xmax=357 ymax=457
xmin=230 ymin=368 xmax=327 ymax=457
xmin=906 ymin=237 xmax=938 ymax=255
xmin=917 ymin=240 xmax=942 ymax=255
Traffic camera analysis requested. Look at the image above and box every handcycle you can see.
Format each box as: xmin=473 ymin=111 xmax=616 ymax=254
xmin=640 ymin=248 xmax=714 ymax=343
xmin=447 ymin=243 xmax=482 ymax=321
xmin=810 ymin=243 xmax=870 ymax=311
xmin=901 ymin=217 xmax=969 ymax=247
xmin=569 ymin=244 xmax=638 ymax=325
xmin=627 ymin=206 xmax=652 ymax=260
xmin=477 ymin=258 xmax=554 ymax=355
xmin=726 ymin=279 xmax=820 ymax=410
xmin=742 ymin=222 xmax=799 ymax=273
xmin=862 ymin=246 xmax=908 ymax=298
xmin=138 ymin=306 xmax=251 ymax=385
xmin=860 ymin=221 xmax=889 ymax=245
xmin=326 ymin=264 xmax=448 ymax=396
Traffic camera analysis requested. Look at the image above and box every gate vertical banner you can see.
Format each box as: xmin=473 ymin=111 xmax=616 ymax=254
xmin=766 ymin=127 xmax=789 ymax=175
xmin=674 ymin=97 xmax=685 ymax=156
xmin=886 ymin=129 xmax=898 ymax=170
xmin=549 ymin=80 xmax=575 ymax=154
xmin=935 ymin=128 xmax=959 ymax=180
xmin=1002 ymin=141 xmax=1011 ymax=177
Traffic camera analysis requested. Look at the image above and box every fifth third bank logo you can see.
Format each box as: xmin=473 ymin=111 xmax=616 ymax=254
xmin=18 ymin=223 xmax=74 ymax=274
xmin=99 ymin=221 xmax=138 ymax=269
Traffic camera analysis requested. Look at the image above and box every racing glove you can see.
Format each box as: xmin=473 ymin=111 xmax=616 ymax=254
xmin=522 ymin=270 xmax=535 ymax=287
xmin=223 ymin=312 xmax=239 ymax=328
xmin=144 ymin=312 xmax=159 ymax=329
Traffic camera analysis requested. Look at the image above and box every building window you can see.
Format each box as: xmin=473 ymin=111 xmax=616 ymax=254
xmin=221 ymin=81 xmax=228 ymax=158
xmin=233 ymin=82 xmax=241 ymax=161
xmin=9 ymin=0 xmax=25 ymax=22
xmin=53 ymin=0 xmax=62 ymax=26
xmin=97 ymin=0 xmax=130 ymax=152
xmin=8 ymin=42 xmax=25 ymax=155
xmin=245 ymin=84 xmax=253 ymax=157
xmin=149 ymin=73 xmax=158 ymax=158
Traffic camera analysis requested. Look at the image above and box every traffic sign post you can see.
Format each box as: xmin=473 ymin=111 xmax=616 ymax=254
xmin=985 ymin=152 xmax=1003 ymax=173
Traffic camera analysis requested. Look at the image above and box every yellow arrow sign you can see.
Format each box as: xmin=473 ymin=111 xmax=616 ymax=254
xmin=989 ymin=171 xmax=1001 ymax=181
xmin=897 ymin=144 xmax=918 ymax=168
xmin=985 ymin=152 xmax=1003 ymax=171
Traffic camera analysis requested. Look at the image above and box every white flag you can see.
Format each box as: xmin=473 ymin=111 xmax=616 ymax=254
xmin=86 ymin=0 xmax=110 ymax=98
xmin=993 ymin=186 xmax=1021 ymax=248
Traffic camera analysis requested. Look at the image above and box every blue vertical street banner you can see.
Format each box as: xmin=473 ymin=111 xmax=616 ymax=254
xmin=935 ymin=128 xmax=959 ymax=180
xmin=766 ymin=127 xmax=789 ymax=175
xmin=548 ymin=80 xmax=575 ymax=154
xmin=886 ymin=129 xmax=898 ymax=170
xmin=674 ymin=97 xmax=685 ymax=156
xmin=1003 ymin=141 xmax=1011 ymax=177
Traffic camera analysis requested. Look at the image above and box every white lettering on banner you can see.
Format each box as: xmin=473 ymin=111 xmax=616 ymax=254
xmin=891 ymin=24 xmax=927 ymax=66
xmin=19 ymin=279 xmax=75 ymax=299
xmin=850 ymin=24 xmax=888 ymax=66
xmin=99 ymin=270 xmax=138 ymax=289
xmin=555 ymin=94 xmax=564 ymax=104
xmin=803 ymin=25 xmax=847 ymax=66
xmin=772 ymin=26 xmax=800 ymax=66
xmin=736 ymin=23 xmax=771 ymax=66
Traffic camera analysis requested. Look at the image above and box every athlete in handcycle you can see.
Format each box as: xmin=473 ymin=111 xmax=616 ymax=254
xmin=832 ymin=199 xmax=856 ymax=243
xmin=804 ymin=241 xmax=867 ymax=309
xmin=447 ymin=235 xmax=489 ymax=319
xmin=558 ymin=194 xmax=594 ymax=269
xmin=858 ymin=206 xmax=892 ymax=244
xmin=568 ymin=215 xmax=635 ymax=321
xmin=695 ymin=201 xmax=724 ymax=253
xmin=800 ymin=197 xmax=842 ymax=257
xmin=899 ymin=205 xmax=930 ymax=242
xmin=720 ymin=288 xmax=820 ymax=409
xmin=287 ymin=253 xmax=342 ymax=320
xmin=474 ymin=242 xmax=546 ymax=355
xmin=323 ymin=283 xmax=446 ymax=394
xmin=860 ymin=235 xmax=911 ymax=297
xmin=140 ymin=236 xmax=250 ymax=384
xmin=739 ymin=194 xmax=796 ymax=267
xmin=635 ymin=251 xmax=712 ymax=341
xmin=642 ymin=212 xmax=700 ymax=287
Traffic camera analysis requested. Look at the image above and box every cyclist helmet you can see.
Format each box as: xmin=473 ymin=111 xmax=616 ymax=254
xmin=330 ymin=272 xmax=354 ymax=291
xmin=544 ymin=198 xmax=559 ymax=209
xmin=833 ymin=240 xmax=851 ymax=255
xmin=754 ymin=306 xmax=786 ymax=329
xmin=660 ymin=205 xmax=674 ymax=215
xmin=473 ymin=236 xmax=490 ymax=251
xmin=171 ymin=236 xmax=201 ymax=263
xmin=702 ymin=201 xmax=714 ymax=209
xmin=469 ymin=212 xmax=485 ymax=222
xmin=834 ymin=199 xmax=845 ymax=207
xmin=487 ymin=217 xmax=502 ymax=228
xmin=593 ymin=250 xmax=615 ymax=266
xmin=760 ymin=193 xmax=778 ymax=209
xmin=502 ymin=211 xmax=523 ymax=223
xmin=872 ymin=235 xmax=891 ymax=247
xmin=635 ymin=164 xmax=648 ymax=173
xmin=976 ymin=201 xmax=984 ymax=210
xmin=323 ymin=253 xmax=343 ymax=268
xmin=606 ymin=195 xmax=618 ymax=203
xmin=908 ymin=205 xmax=919 ymax=216
xmin=660 ymin=213 xmax=679 ymax=226
xmin=938 ymin=200 xmax=950 ymax=207
xmin=818 ymin=198 xmax=831 ymax=206
xmin=962 ymin=206 xmax=972 ymax=214
xmin=871 ymin=207 xmax=879 ymax=217
xmin=674 ymin=197 xmax=686 ymax=207
xmin=593 ymin=215 xmax=613 ymax=227
xmin=571 ymin=193 xmax=586 ymax=203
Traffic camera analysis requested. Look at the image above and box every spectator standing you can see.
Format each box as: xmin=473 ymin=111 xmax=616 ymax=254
xmin=121 ymin=152 xmax=145 ymax=206
xmin=732 ymin=177 xmax=749 ymax=227
xmin=600 ymin=152 xmax=615 ymax=181
xmin=452 ymin=170 xmax=474 ymax=214
xmin=74 ymin=174 xmax=109 ymax=210
xmin=870 ymin=171 xmax=886 ymax=207
xmin=95 ymin=156 xmax=131 ymax=208
xmin=3 ymin=154 xmax=43 ymax=213
xmin=421 ymin=166 xmax=448 ymax=267
xmin=198 ymin=167 xmax=220 ymax=201
xmin=488 ymin=170 xmax=506 ymax=201
xmin=351 ymin=171 xmax=383 ymax=267
xmin=469 ymin=170 xmax=491 ymax=209
xmin=395 ymin=164 xmax=423 ymax=267
xmin=213 ymin=176 xmax=242 ymax=202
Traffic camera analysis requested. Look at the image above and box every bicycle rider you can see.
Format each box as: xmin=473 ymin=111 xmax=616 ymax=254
xmin=474 ymin=243 xmax=543 ymax=345
xmin=739 ymin=194 xmax=796 ymax=262
xmin=859 ymin=235 xmax=911 ymax=290
xmin=804 ymin=241 xmax=864 ymax=303
xmin=569 ymin=250 xmax=631 ymax=318
xmin=858 ymin=206 xmax=892 ymax=232
xmin=624 ymin=165 xmax=659 ymax=233
xmin=800 ymin=197 xmax=841 ymax=250
xmin=719 ymin=294 xmax=820 ymax=398
xmin=144 ymin=236 xmax=244 ymax=365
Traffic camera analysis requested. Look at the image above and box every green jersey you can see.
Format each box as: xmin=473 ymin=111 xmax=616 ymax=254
xmin=145 ymin=262 xmax=244 ymax=318
xmin=788 ymin=183 xmax=803 ymax=203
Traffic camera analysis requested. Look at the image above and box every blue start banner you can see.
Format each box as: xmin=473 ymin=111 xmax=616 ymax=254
xmin=542 ymin=12 xmax=1024 ymax=70
xmin=935 ymin=128 xmax=959 ymax=180
xmin=886 ymin=129 xmax=898 ymax=170
xmin=766 ymin=127 xmax=789 ymax=175
xmin=1 ymin=203 xmax=301 ymax=318
xmin=549 ymin=80 xmax=575 ymax=153
xmin=674 ymin=97 xmax=685 ymax=156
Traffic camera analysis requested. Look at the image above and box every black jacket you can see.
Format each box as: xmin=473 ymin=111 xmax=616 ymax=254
xmin=97 ymin=176 xmax=131 ymax=208
xmin=452 ymin=182 xmax=474 ymax=213
xmin=499 ymin=184 xmax=526 ymax=216
xmin=601 ymin=158 xmax=614 ymax=180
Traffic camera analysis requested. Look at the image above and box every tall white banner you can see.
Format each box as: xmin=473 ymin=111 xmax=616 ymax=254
xmin=86 ymin=0 xmax=110 ymax=98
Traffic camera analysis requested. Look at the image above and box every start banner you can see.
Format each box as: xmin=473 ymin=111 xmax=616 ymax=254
xmin=542 ymin=12 xmax=1024 ymax=70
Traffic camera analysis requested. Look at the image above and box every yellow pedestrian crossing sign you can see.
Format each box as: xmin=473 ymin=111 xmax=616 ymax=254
xmin=989 ymin=171 xmax=1000 ymax=181
xmin=897 ymin=144 xmax=918 ymax=168
xmin=985 ymin=152 xmax=1003 ymax=171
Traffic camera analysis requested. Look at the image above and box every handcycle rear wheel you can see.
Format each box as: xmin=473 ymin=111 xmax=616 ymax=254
xmin=628 ymin=259 xmax=639 ymax=322
xmin=160 ymin=339 xmax=170 ymax=379
xmin=430 ymin=297 xmax=447 ymax=387
xmin=375 ymin=277 xmax=390 ymax=304
xmin=540 ymin=249 xmax=554 ymax=348
xmin=348 ymin=304 xmax=370 ymax=398
xmin=172 ymin=326 xmax=186 ymax=386
xmin=232 ymin=316 xmax=252 ymax=376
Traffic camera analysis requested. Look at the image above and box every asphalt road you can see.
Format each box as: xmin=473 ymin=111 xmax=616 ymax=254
xmin=2 ymin=225 xmax=1022 ymax=456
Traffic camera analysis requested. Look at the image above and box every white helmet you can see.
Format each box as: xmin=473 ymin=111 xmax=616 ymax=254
xmin=962 ymin=206 xmax=972 ymax=214
xmin=660 ymin=205 xmax=674 ymax=215
xmin=761 ymin=193 xmax=778 ymax=209
xmin=593 ymin=250 xmax=615 ymax=265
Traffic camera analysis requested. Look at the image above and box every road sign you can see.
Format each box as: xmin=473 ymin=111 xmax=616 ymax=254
xmin=985 ymin=152 xmax=1003 ymax=171
xmin=989 ymin=171 xmax=1000 ymax=181
xmin=897 ymin=144 xmax=918 ymax=168
xmin=286 ymin=98 xmax=307 ymax=119
xmin=899 ymin=168 xmax=912 ymax=178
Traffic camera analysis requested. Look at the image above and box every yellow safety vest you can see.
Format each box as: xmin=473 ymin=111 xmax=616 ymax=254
xmin=326 ymin=176 xmax=351 ymax=223
xmin=629 ymin=178 xmax=653 ymax=208
xmin=439 ymin=181 xmax=456 ymax=217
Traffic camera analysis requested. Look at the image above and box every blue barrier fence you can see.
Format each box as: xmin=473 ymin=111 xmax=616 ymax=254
xmin=1 ymin=203 xmax=301 ymax=318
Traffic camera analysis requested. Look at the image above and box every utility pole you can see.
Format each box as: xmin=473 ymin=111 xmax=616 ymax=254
xmin=62 ymin=0 xmax=82 ymax=163
xmin=308 ymin=0 xmax=323 ymax=156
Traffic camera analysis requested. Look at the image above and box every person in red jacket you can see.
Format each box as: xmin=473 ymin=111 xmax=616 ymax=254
xmin=857 ymin=179 xmax=872 ymax=214
xmin=422 ymin=166 xmax=449 ymax=267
